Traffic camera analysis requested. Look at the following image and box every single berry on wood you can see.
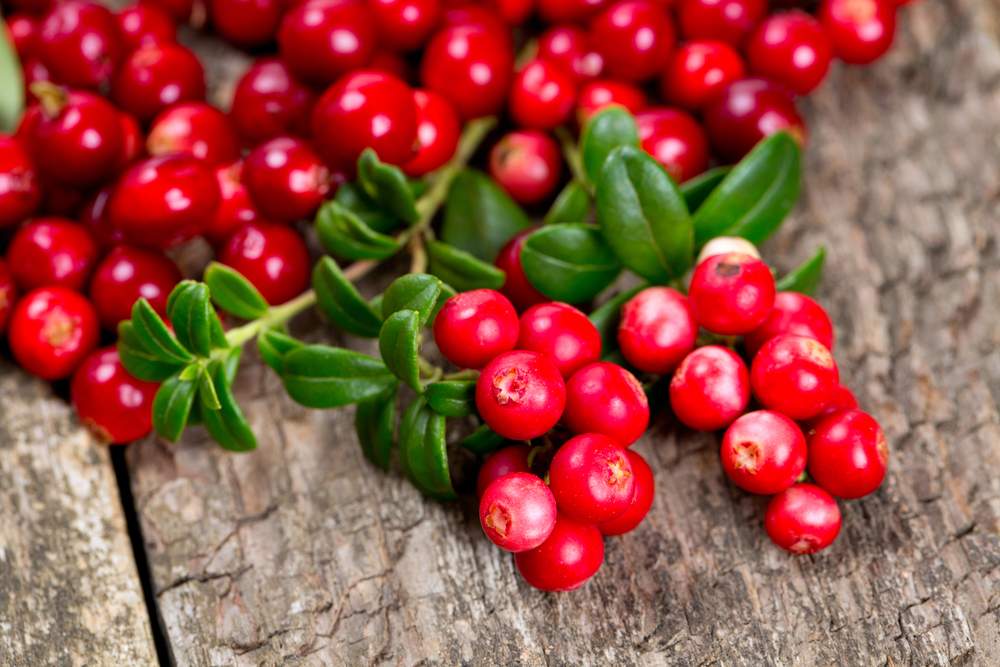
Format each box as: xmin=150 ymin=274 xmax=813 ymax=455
xmin=71 ymin=346 xmax=158 ymax=444
xmin=514 ymin=511 xmax=605 ymax=592
xmin=488 ymin=130 xmax=563 ymax=207
xmin=480 ymin=472 xmax=558 ymax=552
xmin=218 ymin=223 xmax=312 ymax=306
xmin=549 ymin=432 xmax=636 ymax=524
xmin=688 ymin=252 xmax=775 ymax=335
xmin=7 ymin=217 xmax=99 ymax=292
xmin=476 ymin=444 xmax=532 ymax=499
xmin=494 ymin=230 xmax=550 ymax=313
xmin=244 ymin=136 xmax=332 ymax=223
xmin=659 ymin=40 xmax=746 ymax=112
xmin=721 ymin=410 xmax=807 ymax=495
xmin=807 ymin=409 xmax=888 ymax=499
xmin=563 ymin=362 xmax=649 ymax=447
xmin=744 ymin=291 xmax=834 ymax=359
xmin=635 ymin=107 xmax=710 ymax=183
xmin=476 ymin=350 xmax=566 ymax=441
xmin=669 ymin=345 xmax=750 ymax=432
xmin=433 ymin=289 xmax=519 ymax=370
xmin=516 ymin=302 xmax=602 ymax=380
xmin=751 ymin=333 xmax=839 ymax=420
xmin=765 ymin=483 xmax=841 ymax=554
xmin=599 ymin=449 xmax=654 ymax=536
xmin=402 ymin=89 xmax=461 ymax=177
xmin=88 ymin=244 xmax=181 ymax=330
xmin=618 ymin=286 xmax=698 ymax=375
xmin=146 ymin=102 xmax=241 ymax=166
xmin=8 ymin=286 xmax=100 ymax=380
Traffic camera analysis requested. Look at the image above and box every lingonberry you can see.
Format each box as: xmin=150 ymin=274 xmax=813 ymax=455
xmin=590 ymin=1 xmax=675 ymax=83
xmin=218 ymin=223 xmax=312 ymax=305
xmin=203 ymin=160 xmax=261 ymax=247
xmin=115 ymin=111 xmax=145 ymax=172
xmin=494 ymin=230 xmax=550 ymax=313
xmin=635 ymin=108 xmax=709 ymax=183
xmin=676 ymin=0 xmax=767 ymax=46
xmin=599 ymin=449 xmax=654 ymax=535
xmin=7 ymin=14 xmax=39 ymax=60
xmin=370 ymin=0 xmax=441 ymax=51
xmin=419 ymin=22 xmax=514 ymax=121
xmin=476 ymin=350 xmax=566 ymax=441
xmin=746 ymin=12 xmax=833 ymax=95
xmin=439 ymin=4 xmax=509 ymax=40
xmin=116 ymin=2 xmax=177 ymax=51
xmin=765 ymin=483 xmax=841 ymax=554
xmin=694 ymin=235 xmax=759 ymax=266
xmin=537 ymin=0 xmax=608 ymax=23
xmin=70 ymin=346 xmax=158 ymax=444
xmin=563 ymin=362 xmax=649 ymax=447
xmin=230 ymin=59 xmax=315 ymax=146
xmin=487 ymin=130 xmax=562 ymax=206
xmin=744 ymin=291 xmax=835 ymax=359
xmin=476 ymin=444 xmax=532 ymax=499
xmin=799 ymin=383 xmax=858 ymax=431
xmin=483 ymin=0 xmax=533 ymax=26
xmin=78 ymin=187 xmax=125 ymax=250
xmin=366 ymin=49 xmax=415 ymax=81
xmin=7 ymin=218 xmax=99 ymax=292
xmin=480 ymin=472 xmax=558 ymax=552
xmin=721 ymin=410 xmax=807 ymax=495
xmin=576 ymin=79 xmax=648 ymax=126
xmin=111 ymin=43 xmax=207 ymax=123
xmin=659 ymin=41 xmax=746 ymax=112
xmin=807 ymin=409 xmax=888 ymax=499
xmin=817 ymin=0 xmax=896 ymax=65
xmin=689 ymin=252 xmax=775 ymax=335
xmin=514 ymin=511 xmax=604 ymax=591
xmin=22 ymin=58 xmax=52 ymax=105
xmin=8 ymin=286 xmax=100 ymax=380
xmin=88 ymin=244 xmax=181 ymax=330
xmin=669 ymin=345 xmax=750 ymax=431
xmin=141 ymin=0 xmax=198 ymax=24
xmin=751 ymin=334 xmax=839 ymax=420
xmin=401 ymin=89 xmax=461 ymax=177
xmin=537 ymin=24 xmax=604 ymax=82
xmin=703 ymin=77 xmax=806 ymax=163
xmin=618 ymin=287 xmax=698 ymax=375
xmin=516 ymin=302 xmax=601 ymax=380
xmin=277 ymin=0 xmax=378 ymax=88
xmin=508 ymin=60 xmax=577 ymax=131
xmin=146 ymin=102 xmax=240 ymax=167
xmin=108 ymin=154 xmax=220 ymax=249
xmin=36 ymin=1 xmax=124 ymax=90
xmin=244 ymin=137 xmax=331 ymax=223
xmin=433 ymin=289 xmax=519 ymax=370
xmin=0 ymin=260 xmax=19 ymax=337
xmin=549 ymin=432 xmax=635 ymax=524
xmin=209 ymin=0 xmax=283 ymax=47
xmin=0 ymin=135 xmax=41 ymax=230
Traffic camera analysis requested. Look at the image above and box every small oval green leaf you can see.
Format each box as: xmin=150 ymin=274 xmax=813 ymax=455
xmin=426 ymin=239 xmax=506 ymax=292
xmin=315 ymin=200 xmax=401 ymax=261
xmin=204 ymin=262 xmax=269 ymax=320
xmin=313 ymin=257 xmax=383 ymax=338
xmin=201 ymin=360 xmax=257 ymax=452
xmin=380 ymin=273 xmax=442 ymax=328
xmin=257 ymin=328 xmax=303 ymax=376
xmin=680 ymin=165 xmax=732 ymax=213
xmin=132 ymin=298 xmax=195 ymax=364
xmin=399 ymin=397 xmax=455 ymax=500
xmin=425 ymin=380 xmax=476 ymax=417
xmin=423 ymin=410 xmax=454 ymax=497
xmin=0 ymin=18 xmax=24 ymax=133
xmin=775 ymin=246 xmax=825 ymax=296
xmin=282 ymin=344 xmax=397 ymax=408
xmin=520 ymin=223 xmax=622 ymax=303
xmin=152 ymin=369 xmax=199 ymax=443
xmin=335 ymin=181 xmax=399 ymax=234
xmin=357 ymin=148 xmax=419 ymax=223
xmin=355 ymin=383 xmax=398 ymax=470
xmin=545 ymin=179 xmax=592 ymax=225
xmin=442 ymin=168 xmax=531 ymax=263
xmin=117 ymin=321 xmax=186 ymax=382
xmin=460 ymin=423 xmax=507 ymax=454
xmin=167 ymin=282 xmax=213 ymax=358
xmin=378 ymin=310 xmax=422 ymax=393
xmin=579 ymin=105 xmax=639 ymax=185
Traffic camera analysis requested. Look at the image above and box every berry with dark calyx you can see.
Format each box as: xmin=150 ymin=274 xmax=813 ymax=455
xmin=401 ymin=89 xmax=461 ymax=177
xmin=88 ymin=244 xmax=181 ymax=330
xmin=244 ymin=137 xmax=331 ymax=223
xmin=218 ymin=223 xmax=312 ymax=305
xmin=0 ymin=260 xmax=19 ymax=337
xmin=146 ymin=102 xmax=240 ymax=166
xmin=751 ymin=333 xmax=839 ymax=420
xmin=516 ymin=302 xmax=601 ymax=380
xmin=370 ymin=0 xmax=441 ymax=51
xmin=116 ymin=2 xmax=177 ymax=51
xmin=115 ymin=111 xmax=145 ymax=172
xmin=799 ymin=383 xmax=858 ymax=432
xmin=78 ymin=187 xmax=124 ymax=251
xmin=494 ymin=230 xmax=550 ymax=313
xmin=744 ymin=291 xmax=834 ymax=359
xmin=676 ymin=0 xmax=767 ymax=46
xmin=514 ymin=511 xmax=605 ymax=591
xmin=204 ymin=160 xmax=260 ymax=246
xmin=488 ymin=130 xmax=562 ymax=206
xmin=8 ymin=286 xmax=100 ymax=380
xmin=745 ymin=11 xmax=833 ymax=95
xmin=635 ymin=107 xmax=709 ymax=183
xmin=37 ymin=1 xmax=124 ymax=90
xmin=694 ymin=236 xmax=759 ymax=266
xmin=70 ymin=346 xmax=158 ymax=444
xmin=480 ymin=472 xmax=558 ymax=552
xmin=0 ymin=135 xmax=42 ymax=230
xmin=599 ymin=449 xmax=654 ymax=535
xmin=8 ymin=218 xmax=99 ymax=292
xmin=277 ymin=0 xmax=378 ymax=88
xmin=230 ymin=59 xmax=315 ymax=146
xmin=660 ymin=40 xmax=746 ymax=112
xmin=508 ymin=59 xmax=577 ymax=131
xmin=817 ymin=0 xmax=896 ymax=65
xmin=476 ymin=444 xmax=532 ymax=499
xmin=549 ymin=432 xmax=635 ymax=524
xmin=765 ymin=483 xmax=841 ymax=554
xmin=589 ymin=0 xmax=675 ymax=83
xmin=618 ymin=287 xmax=697 ymax=375
xmin=807 ymin=409 xmax=888 ymax=499
xmin=721 ymin=410 xmax=806 ymax=495
xmin=433 ymin=289 xmax=519 ymax=370
xmin=669 ymin=345 xmax=750 ymax=431
xmin=476 ymin=350 xmax=566 ymax=441
xmin=689 ymin=252 xmax=775 ymax=335
xmin=209 ymin=0 xmax=282 ymax=48
xmin=537 ymin=24 xmax=604 ymax=82
xmin=703 ymin=77 xmax=806 ymax=163
xmin=576 ymin=79 xmax=648 ymax=126
xmin=111 ymin=43 xmax=207 ymax=123
xmin=537 ymin=0 xmax=609 ymax=24
xmin=563 ymin=362 xmax=649 ymax=447
xmin=8 ymin=14 xmax=39 ymax=60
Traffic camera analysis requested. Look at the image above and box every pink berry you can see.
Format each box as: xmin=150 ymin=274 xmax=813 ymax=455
xmin=688 ymin=252 xmax=775 ymax=335
xmin=476 ymin=350 xmax=566 ymax=441
xmin=721 ymin=410 xmax=806 ymax=495
xmin=743 ymin=291 xmax=834 ymax=359
xmin=476 ymin=444 xmax=532 ymax=499
xmin=549 ymin=433 xmax=635 ymax=524
xmin=765 ymin=483 xmax=841 ymax=554
xmin=514 ymin=511 xmax=605 ymax=592
xmin=516 ymin=302 xmax=601 ymax=380
xmin=563 ymin=362 xmax=649 ymax=447
xmin=433 ymin=289 xmax=519 ymax=370
xmin=488 ymin=130 xmax=562 ymax=206
xmin=480 ymin=472 xmax=558 ymax=552
xmin=806 ymin=409 xmax=888 ymax=499
xmin=599 ymin=449 xmax=654 ymax=536
xmin=617 ymin=286 xmax=698 ymax=375
xmin=751 ymin=334 xmax=839 ymax=420
xmin=669 ymin=345 xmax=750 ymax=431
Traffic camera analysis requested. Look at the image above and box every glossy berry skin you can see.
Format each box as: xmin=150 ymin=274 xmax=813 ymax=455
xmin=537 ymin=0 xmax=608 ymax=24
xmin=244 ymin=137 xmax=331 ymax=223
xmin=480 ymin=472 xmax=558 ymax=552
xmin=751 ymin=334 xmax=839 ymax=420
xmin=744 ymin=291 xmax=834 ymax=359
xmin=218 ymin=223 xmax=312 ymax=305
xmin=515 ymin=512 xmax=604 ymax=591
xmin=590 ymin=1 xmax=675 ymax=83
xmin=488 ymin=130 xmax=562 ymax=206
xmin=689 ymin=252 xmax=775 ymax=335
xmin=517 ymin=302 xmax=601 ymax=380
xmin=618 ymin=287 xmax=698 ymax=375
xmin=204 ymin=160 xmax=260 ymax=247
xmin=115 ymin=111 xmax=145 ymax=172
xmin=508 ymin=60 xmax=577 ymax=131
xmin=484 ymin=0 xmax=533 ymax=26
xmin=146 ymin=102 xmax=240 ymax=167
xmin=670 ymin=346 xmax=750 ymax=431
xmin=109 ymin=155 xmax=220 ymax=249
xmin=494 ymin=230 xmax=550 ymax=313
xmin=78 ymin=187 xmax=124 ymax=251
xmin=800 ymin=383 xmax=858 ymax=432
xmin=599 ymin=449 xmax=654 ymax=536
xmin=366 ymin=49 xmax=414 ymax=81
xmin=209 ymin=0 xmax=283 ymax=47
xmin=817 ymin=0 xmax=896 ymax=65
xmin=433 ymin=289 xmax=519 ymax=370
xmin=563 ymin=362 xmax=649 ymax=447
xmin=660 ymin=41 xmax=746 ymax=112
xmin=401 ymin=89 xmax=461 ymax=177
xmin=0 ymin=135 xmax=41 ymax=229
xmin=70 ymin=346 xmax=158 ymax=444
xmin=476 ymin=444 xmax=531 ymax=498
xmin=476 ymin=350 xmax=566 ymax=441
xmin=807 ymin=409 xmax=888 ymax=499
xmin=420 ymin=23 xmax=514 ymax=121
xmin=111 ymin=43 xmax=207 ymax=123
xmin=537 ymin=24 xmax=604 ymax=82
xmin=746 ymin=12 xmax=833 ymax=95
xmin=635 ymin=108 xmax=709 ymax=183
xmin=88 ymin=244 xmax=181 ymax=330
xmin=676 ymin=0 xmax=767 ymax=47
xmin=8 ymin=286 xmax=100 ymax=380
xmin=703 ymin=77 xmax=806 ymax=163
xmin=765 ymin=483 xmax=841 ymax=554
xmin=721 ymin=410 xmax=807 ymax=495
xmin=37 ymin=2 xmax=124 ymax=90
xmin=8 ymin=14 xmax=39 ymax=60
xmin=8 ymin=218 xmax=99 ymax=292
xmin=116 ymin=2 xmax=177 ymax=51
xmin=549 ymin=433 xmax=635 ymax=524
xmin=0 ymin=260 xmax=19 ymax=337
xmin=370 ymin=0 xmax=440 ymax=51
xmin=576 ymin=79 xmax=648 ymax=126
xmin=230 ymin=60 xmax=315 ymax=146
xmin=277 ymin=0 xmax=378 ymax=88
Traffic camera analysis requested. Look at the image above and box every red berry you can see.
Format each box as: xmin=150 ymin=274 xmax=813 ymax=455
xmin=480 ymin=472 xmax=558 ymax=552
xmin=476 ymin=350 xmax=566 ymax=441
xmin=635 ymin=107 xmax=709 ymax=183
xmin=563 ymin=362 xmax=649 ymax=447
xmin=37 ymin=1 xmax=124 ymax=90
xmin=218 ymin=223 xmax=312 ymax=305
xmin=669 ymin=345 xmax=750 ymax=431
xmin=433 ymin=289 xmax=519 ymax=370
xmin=370 ymin=0 xmax=441 ymax=51
xmin=439 ymin=4 xmax=509 ymax=39
xmin=537 ymin=0 xmax=608 ymax=23
xmin=765 ymin=483 xmax=841 ymax=554
xmin=8 ymin=218 xmax=99 ymax=292
xmin=744 ymin=291 xmax=834 ymax=359
xmin=487 ymin=130 xmax=562 ymax=206
xmin=111 ymin=43 xmax=207 ymax=123
xmin=494 ymin=230 xmax=550 ymax=313
xmin=146 ymin=102 xmax=239 ymax=167
xmin=366 ymin=49 xmax=415 ymax=81
xmin=8 ymin=286 xmax=100 ymax=380
xmin=277 ymin=0 xmax=378 ymax=88
xmin=817 ymin=0 xmax=896 ymax=65
xmin=401 ymin=89 xmax=461 ymax=177
xmin=659 ymin=41 xmax=746 ymax=112
xmin=589 ymin=0 xmax=675 ymax=83
xmin=88 ymin=244 xmax=181 ymax=330
xmin=204 ymin=160 xmax=261 ymax=246
xmin=70 ymin=346 xmax=158 ymax=444
xmin=7 ymin=14 xmax=39 ymax=60
xmin=516 ymin=302 xmax=601 ymax=380
xmin=807 ymin=409 xmax=888 ymax=499
xmin=209 ymin=0 xmax=282 ymax=47
xmin=0 ymin=135 xmax=42 ymax=230
xmin=721 ymin=410 xmax=806 ymax=495
xmin=689 ymin=252 xmax=775 ymax=335
xmin=618 ymin=287 xmax=697 ymax=375
xmin=141 ymin=0 xmax=197 ymax=24
xmin=703 ymin=77 xmax=806 ymax=163
xmin=483 ymin=0 xmax=533 ymax=25
xmin=549 ymin=432 xmax=635 ymax=524
xmin=230 ymin=59 xmax=315 ymax=146
xmin=0 ymin=259 xmax=19 ymax=337
xmin=536 ymin=24 xmax=604 ymax=82
xmin=508 ymin=59 xmax=577 ymax=131
xmin=799 ymin=382 xmax=858 ymax=431
xmin=751 ymin=334 xmax=839 ymax=420
xmin=116 ymin=2 xmax=177 ymax=51
xmin=78 ymin=186 xmax=125 ymax=251
xmin=243 ymin=137 xmax=332 ymax=223
xmin=514 ymin=511 xmax=604 ymax=591
xmin=599 ymin=449 xmax=654 ymax=535
xmin=576 ymin=79 xmax=648 ymax=127
xmin=676 ymin=0 xmax=767 ymax=46
xmin=115 ymin=110 xmax=145 ymax=172
xmin=109 ymin=154 xmax=220 ymax=249
xmin=476 ymin=443 xmax=531 ymax=498
xmin=746 ymin=12 xmax=833 ymax=95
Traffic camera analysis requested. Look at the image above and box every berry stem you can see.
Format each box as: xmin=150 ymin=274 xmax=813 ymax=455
xmin=409 ymin=233 xmax=428 ymax=274
xmin=555 ymin=126 xmax=591 ymax=193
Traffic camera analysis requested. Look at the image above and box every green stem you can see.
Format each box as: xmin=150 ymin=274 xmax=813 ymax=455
xmin=409 ymin=233 xmax=428 ymax=274
xmin=555 ymin=126 xmax=590 ymax=193
xmin=224 ymin=289 xmax=318 ymax=347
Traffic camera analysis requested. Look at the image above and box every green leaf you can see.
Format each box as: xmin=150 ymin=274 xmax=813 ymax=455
xmin=775 ymin=247 xmax=825 ymax=296
xmin=117 ymin=321 xmax=186 ymax=382
xmin=313 ymin=257 xmax=383 ymax=338
xmin=579 ymin=105 xmax=639 ymax=185
xmin=315 ymin=200 xmax=400 ymax=261
xmin=222 ymin=344 xmax=242 ymax=385
xmin=357 ymin=148 xmax=419 ymax=224
xmin=198 ymin=364 xmax=221 ymax=411
xmin=545 ymin=179 xmax=592 ymax=225
xmin=442 ymin=168 xmax=531 ymax=263
xmin=282 ymin=344 xmax=398 ymax=408
xmin=589 ymin=285 xmax=645 ymax=357
xmin=201 ymin=360 xmax=257 ymax=452
xmin=680 ymin=166 xmax=732 ymax=213
xmin=426 ymin=239 xmax=506 ymax=292
xmin=398 ymin=397 xmax=455 ymax=500
xmin=520 ymin=224 xmax=622 ymax=303
xmin=380 ymin=273 xmax=442 ymax=328
xmin=378 ymin=310 xmax=422 ymax=393
xmin=461 ymin=423 xmax=507 ymax=453
xmin=425 ymin=381 xmax=476 ymax=417
xmin=422 ymin=410 xmax=453 ymax=496
xmin=0 ymin=14 xmax=24 ymax=134
xmin=152 ymin=369 xmax=199 ymax=443
xmin=166 ymin=282 xmax=214 ymax=358
xmin=429 ymin=282 xmax=457 ymax=327
xmin=335 ymin=182 xmax=399 ymax=234
xmin=204 ymin=262 xmax=269 ymax=320
xmin=596 ymin=145 xmax=693 ymax=283
xmin=132 ymin=298 xmax=195 ymax=364
xmin=257 ymin=328 xmax=303 ymax=376
xmin=355 ymin=383 xmax=398 ymax=470
xmin=692 ymin=131 xmax=802 ymax=248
